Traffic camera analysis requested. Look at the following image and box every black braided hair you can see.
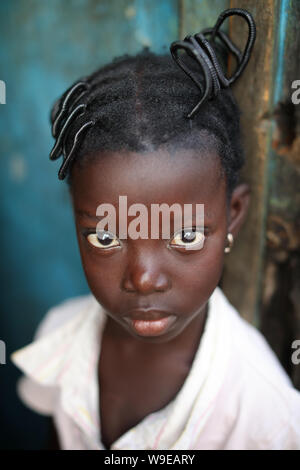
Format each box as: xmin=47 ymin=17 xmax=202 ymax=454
xmin=49 ymin=8 xmax=256 ymax=199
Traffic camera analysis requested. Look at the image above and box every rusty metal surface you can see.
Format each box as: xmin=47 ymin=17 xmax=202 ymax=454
xmin=222 ymin=0 xmax=300 ymax=388
xmin=260 ymin=0 xmax=300 ymax=389
xmin=220 ymin=0 xmax=278 ymax=326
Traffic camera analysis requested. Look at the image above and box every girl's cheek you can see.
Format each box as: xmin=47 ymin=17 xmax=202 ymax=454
xmin=179 ymin=238 xmax=225 ymax=288
xmin=82 ymin=265 xmax=121 ymax=309
xmin=80 ymin=249 xmax=122 ymax=289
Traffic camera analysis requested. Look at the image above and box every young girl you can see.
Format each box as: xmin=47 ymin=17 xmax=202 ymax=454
xmin=11 ymin=9 xmax=300 ymax=450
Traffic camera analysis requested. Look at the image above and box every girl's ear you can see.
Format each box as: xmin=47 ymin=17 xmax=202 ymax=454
xmin=227 ymin=183 xmax=251 ymax=238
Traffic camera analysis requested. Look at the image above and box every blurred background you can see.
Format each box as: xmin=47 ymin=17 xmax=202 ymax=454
xmin=0 ymin=0 xmax=299 ymax=449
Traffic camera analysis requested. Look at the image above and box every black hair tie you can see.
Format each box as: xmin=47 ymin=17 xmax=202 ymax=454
xmin=170 ymin=8 xmax=256 ymax=119
xmin=49 ymin=78 xmax=95 ymax=180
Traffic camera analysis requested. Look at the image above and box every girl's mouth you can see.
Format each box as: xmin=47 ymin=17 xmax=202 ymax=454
xmin=123 ymin=311 xmax=177 ymax=336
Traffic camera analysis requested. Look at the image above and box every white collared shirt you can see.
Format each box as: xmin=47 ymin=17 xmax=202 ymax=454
xmin=11 ymin=287 xmax=300 ymax=450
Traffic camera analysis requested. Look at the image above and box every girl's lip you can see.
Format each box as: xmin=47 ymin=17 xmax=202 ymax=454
xmin=124 ymin=314 xmax=177 ymax=337
xmin=123 ymin=308 xmax=175 ymax=321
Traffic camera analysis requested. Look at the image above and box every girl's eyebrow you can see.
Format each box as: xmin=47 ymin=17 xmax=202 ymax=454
xmin=75 ymin=209 xmax=100 ymax=221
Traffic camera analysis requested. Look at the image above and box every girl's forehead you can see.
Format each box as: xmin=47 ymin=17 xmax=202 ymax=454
xmin=71 ymin=148 xmax=225 ymax=208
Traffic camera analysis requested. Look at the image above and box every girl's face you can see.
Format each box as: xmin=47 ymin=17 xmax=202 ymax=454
xmin=70 ymin=148 xmax=249 ymax=344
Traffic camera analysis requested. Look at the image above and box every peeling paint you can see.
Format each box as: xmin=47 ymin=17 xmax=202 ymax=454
xmin=135 ymin=29 xmax=152 ymax=47
xmin=9 ymin=154 xmax=27 ymax=182
xmin=124 ymin=5 xmax=136 ymax=19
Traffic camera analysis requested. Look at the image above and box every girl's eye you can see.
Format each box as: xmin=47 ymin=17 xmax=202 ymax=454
xmin=169 ymin=227 xmax=205 ymax=250
xmin=86 ymin=230 xmax=121 ymax=249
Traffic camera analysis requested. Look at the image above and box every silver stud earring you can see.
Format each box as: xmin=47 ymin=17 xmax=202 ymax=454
xmin=224 ymin=233 xmax=234 ymax=253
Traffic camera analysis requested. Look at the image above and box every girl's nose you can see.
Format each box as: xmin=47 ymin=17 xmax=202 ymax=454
xmin=122 ymin=253 xmax=171 ymax=295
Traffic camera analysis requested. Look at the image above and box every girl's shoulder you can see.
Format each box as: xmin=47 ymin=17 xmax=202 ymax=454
xmin=34 ymin=293 xmax=95 ymax=341
xmin=10 ymin=293 xmax=100 ymax=417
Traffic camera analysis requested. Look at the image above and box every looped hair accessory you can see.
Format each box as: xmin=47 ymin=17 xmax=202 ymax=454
xmin=49 ymin=78 xmax=95 ymax=180
xmin=170 ymin=8 xmax=256 ymax=119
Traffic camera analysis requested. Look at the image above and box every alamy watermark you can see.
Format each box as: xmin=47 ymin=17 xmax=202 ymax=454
xmin=94 ymin=196 xmax=205 ymax=250
xmin=291 ymin=80 xmax=300 ymax=105
xmin=291 ymin=340 xmax=300 ymax=365
xmin=0 ymin=340 xmax=6 ymax=365
xmin=0 ymin=80 xmax=6 ymax=104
